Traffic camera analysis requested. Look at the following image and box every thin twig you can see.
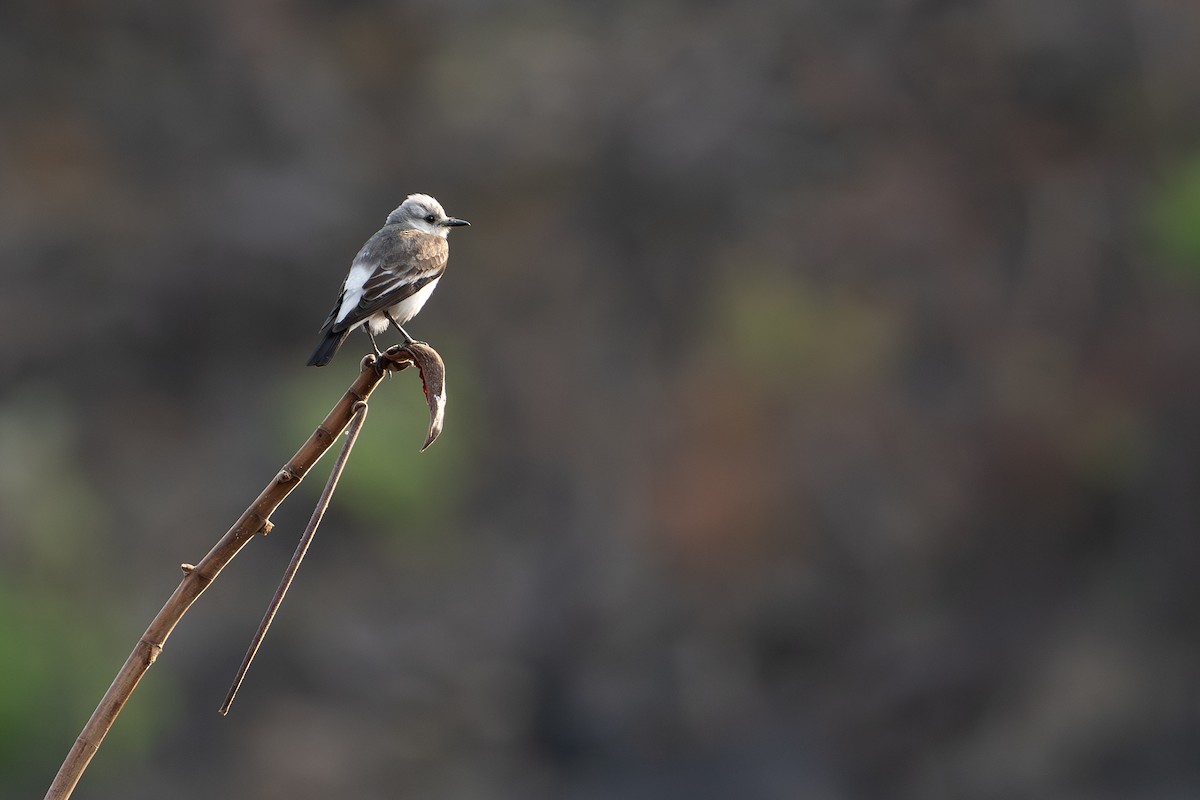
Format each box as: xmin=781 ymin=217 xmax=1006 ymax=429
xmin=220 ymin=401 xmax=369 ymax=715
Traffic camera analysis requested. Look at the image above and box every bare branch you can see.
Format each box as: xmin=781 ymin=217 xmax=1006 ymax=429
xmin=44 ymin=345 xmax=441 ymax=800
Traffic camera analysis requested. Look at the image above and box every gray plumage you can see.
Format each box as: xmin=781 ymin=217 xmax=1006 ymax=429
xmin=308 ymin=193 xmax=469 ymax=366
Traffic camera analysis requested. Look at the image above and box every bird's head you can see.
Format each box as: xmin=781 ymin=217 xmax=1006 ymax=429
xmin=386 ymin=194 xmax=471 ymax=238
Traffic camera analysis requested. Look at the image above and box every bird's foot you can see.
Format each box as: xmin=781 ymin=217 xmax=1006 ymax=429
xmin=363 ymin=352 xmax=388 ymax=374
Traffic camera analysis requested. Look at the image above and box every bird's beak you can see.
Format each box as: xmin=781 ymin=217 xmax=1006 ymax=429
xmin=441 ymin=217 xmax=471 ymax=227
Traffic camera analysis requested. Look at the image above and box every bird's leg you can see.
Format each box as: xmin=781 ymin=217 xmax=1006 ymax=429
xmin=363 ymin=327 xmax=392 ymax=374
xmin=364 ymin=327 xmax=383 ymax=357
xmin=385 ymin=312 xmax=418 ymax=345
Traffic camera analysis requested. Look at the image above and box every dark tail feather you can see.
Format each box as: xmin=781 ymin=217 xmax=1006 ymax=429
xmin=307 ymin=328 xmax=350 ymax=367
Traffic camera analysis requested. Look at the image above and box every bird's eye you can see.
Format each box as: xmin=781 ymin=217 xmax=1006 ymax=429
xmin=425 ymin=214 xmax=437 ymax=223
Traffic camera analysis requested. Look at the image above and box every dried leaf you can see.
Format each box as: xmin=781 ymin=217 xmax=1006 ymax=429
xmin=401 ymin=342 xmax=446 ymax=451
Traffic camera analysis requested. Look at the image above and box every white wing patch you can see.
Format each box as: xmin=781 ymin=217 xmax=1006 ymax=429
xmin=335 ymin=260 xmax=375 ymax=325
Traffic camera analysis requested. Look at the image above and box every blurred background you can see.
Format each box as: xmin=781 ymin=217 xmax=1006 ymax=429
xmin=2 ymin=1 xmax=1199 ymax=797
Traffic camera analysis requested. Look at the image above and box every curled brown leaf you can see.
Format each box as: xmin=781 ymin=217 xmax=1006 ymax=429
xmin=383 ymin=343 xmax=446 ymax=451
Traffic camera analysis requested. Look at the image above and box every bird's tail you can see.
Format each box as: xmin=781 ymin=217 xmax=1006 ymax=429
xmin=306 ymin=328 xmax=350 ymax=367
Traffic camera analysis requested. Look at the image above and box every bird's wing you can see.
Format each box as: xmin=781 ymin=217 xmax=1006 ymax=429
xmin=316 ymin=286 xmax=346 ymax=333
xmin=330 ymin=229 xmax=448 ymax=332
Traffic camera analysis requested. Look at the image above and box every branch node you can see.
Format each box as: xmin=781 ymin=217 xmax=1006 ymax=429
xmin=259 ymin=520 xmax=274 ymax=536
xmin=240 ymin=510 xmax=269 ymax=539
xmin=138 ymin=638 xmax=163 ymax=664
xmin=180 ymin=563 xmax=194 ymax=574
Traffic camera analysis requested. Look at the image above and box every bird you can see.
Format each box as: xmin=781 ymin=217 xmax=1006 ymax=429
xmin=307 ymin=194 xmax=469 ymax=367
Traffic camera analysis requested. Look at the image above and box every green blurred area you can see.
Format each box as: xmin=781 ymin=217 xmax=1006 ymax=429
xmin=275 ymin=344 xmax=479 ymax=537
xmin=0 ymin=588 xmax=176 ymax=784
xmin=716 ymin=271 xmax=901 ymax=390
xmin=1149 ymin=154 xmax=1200 ymax=284
xmin=0 ymin=392 xmax=175 ymax=794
